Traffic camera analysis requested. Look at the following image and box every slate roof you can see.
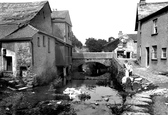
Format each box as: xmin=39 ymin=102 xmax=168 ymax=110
xmin=0 ymin=1 xmax=48 ymax=25
xmin=137 ymin=1 xmax=168 ymax=20
xmin=0 ymin=24 xmax=65 ymax=44
xmin=52 ymin=10 xmax=72 ymax=26
xmin=103 ymin=38 xmax=120 ymax=52
xmin=127 ymin=34 xmax=137 ymax=42
xmin=0 ymin=24 xmax=18 ymax=39
xmin=0 ymin=25 xmax=39 ymax=41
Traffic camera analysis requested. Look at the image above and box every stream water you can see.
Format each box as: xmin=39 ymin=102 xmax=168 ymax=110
xmin=0 ymin=62 xmax=125 ymax=115
xmin=53 ymin=72 xmax=124 ymax=115
xmin=56 ymin=79 xmax=123 ymax=104
xmin=25 ymin=73 xmax=123 ymax=115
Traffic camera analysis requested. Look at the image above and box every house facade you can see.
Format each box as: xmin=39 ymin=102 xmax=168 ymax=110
xmin=0 ymin=1 xmax=72 ymax=81
xmin=114 ymin=31 xmax=137 ymax=59
xmin=135 ymin=0 xmax=168 ymax=71
xmin=51 ymin=10 xmax=72 ymax=76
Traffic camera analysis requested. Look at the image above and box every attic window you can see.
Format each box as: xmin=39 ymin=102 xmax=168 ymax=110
xmin=38 ymin=37 xmax=40 ymax=47
xmin=152 ymin=19 xmax=158 ymax=35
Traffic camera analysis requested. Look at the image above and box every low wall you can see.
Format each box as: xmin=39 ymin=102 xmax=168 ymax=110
xmin=72 ymin=52 xmax=114 ymax=59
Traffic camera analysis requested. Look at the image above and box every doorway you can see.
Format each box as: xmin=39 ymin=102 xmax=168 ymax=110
xmin=146 ymin=47 xmax=150 ymax=67
xmin=126 ymin=52 xmax=130 ymax=58
xmin=6 ymin=56 xmax=12 ymax=71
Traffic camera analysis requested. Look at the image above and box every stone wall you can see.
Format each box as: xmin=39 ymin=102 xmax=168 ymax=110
xmin=15 ymin=42 xmax=32 ymax=72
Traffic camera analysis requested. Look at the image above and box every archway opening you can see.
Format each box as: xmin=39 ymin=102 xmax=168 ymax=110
xmin=78 ymin=62 xmax=109 ymax=76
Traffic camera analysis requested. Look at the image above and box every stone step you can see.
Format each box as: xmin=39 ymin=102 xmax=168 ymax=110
xmin=134 ymin=94 xmax=151 ymax=98
xmin=131 ymin=97 xmax=152 ymax=103
xmin=126 ymin=105 xmax=149 ymax=112
xmin=122 ymin=111 xmax=150 ymax=115
xmin=125 ymin=99 xmax=149 ymax=106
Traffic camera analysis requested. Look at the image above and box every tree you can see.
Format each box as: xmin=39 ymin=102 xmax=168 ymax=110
xmin=85 ymin=38 xmax=107 ymax=52
xmin=71 ymin=34 xmax=83 ymax=48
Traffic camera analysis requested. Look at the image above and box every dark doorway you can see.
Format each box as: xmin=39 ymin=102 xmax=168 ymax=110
xmin=6 ymin=56 xmax=12 ymax=71
xmin=146 ymin=47 xmax=150 ymax=67
xmin=126 ymin=52 xmax=130 ymax=58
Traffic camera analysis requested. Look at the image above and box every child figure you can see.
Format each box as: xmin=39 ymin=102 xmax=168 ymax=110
xmin=122 ymin=60 xmax=133 ymax=90
xmin=127 ymin=63 xmax=133 ymax=76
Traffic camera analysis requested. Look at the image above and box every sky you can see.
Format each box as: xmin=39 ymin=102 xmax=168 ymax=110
xmin=0 ymin=0 xmax=167 ymax=45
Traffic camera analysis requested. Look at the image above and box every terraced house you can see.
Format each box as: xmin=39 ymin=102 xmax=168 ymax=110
xmin=135 ymin=0 xmax=168 ymax=71
xmin=0 ymin=1 xmax=72 ymax=82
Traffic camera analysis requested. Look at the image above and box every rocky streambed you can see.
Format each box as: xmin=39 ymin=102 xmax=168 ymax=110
xmin=1 ymin=70 xmax=168 ymax=115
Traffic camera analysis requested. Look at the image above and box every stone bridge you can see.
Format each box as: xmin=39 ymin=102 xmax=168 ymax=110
xmin=72 ymin=52 xmax=114 ymax=70
xmin=72 ymin=52 xmax=124 ymax=85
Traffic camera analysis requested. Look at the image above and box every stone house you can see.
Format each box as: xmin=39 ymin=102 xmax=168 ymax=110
xmin=0 ymin=1 xmax=72 ymax=81
xmin=51 ymin=10 xmax=72 ymax=76
xmin=114 ymin=31 xmax=137 ymax=59
xmin=135 ymin=0 xmax=168 ymax=71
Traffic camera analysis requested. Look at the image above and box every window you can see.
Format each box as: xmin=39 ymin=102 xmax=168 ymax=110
xmin=37 ymin=37 xmax=40 ymax=47
xmin=152 ymin=19 xmax=158 ymax=35
xmin=161 ymin=48 xmax=167 ymax=59
xmin=48 ymin=37 xmax=50 ymax=53
xmin=43 ymin=11 xmax=45 ymax=19
xmin=43 ymin=36 xmax=46 ymax=47
xmin=152 ymin=45 xmax=157 ymax=59
xmin=123 ymin=42 xmax=127 ymax=47
xmin=68 ymin=26 xmax=71 ymax=39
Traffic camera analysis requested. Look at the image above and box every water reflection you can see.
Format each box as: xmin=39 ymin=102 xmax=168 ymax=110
xmin=57 ymin=80 xmax=122 ymax=105
xmin=78 ymin=62 xmax=109 ymax=76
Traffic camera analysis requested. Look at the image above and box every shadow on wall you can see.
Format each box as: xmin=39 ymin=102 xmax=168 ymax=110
xmin=33 ymin=65 xmax=58 ymax=86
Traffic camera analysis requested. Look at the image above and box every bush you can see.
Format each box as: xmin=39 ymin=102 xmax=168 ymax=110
xmin=33 ymin=66 xmax=58 ymax=86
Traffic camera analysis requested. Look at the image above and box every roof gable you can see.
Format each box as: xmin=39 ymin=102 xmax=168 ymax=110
xmin=0 ymin=24 xmax=18 ymax=39
xmin=0 ymin=1 xmax=48 ymax=25
xmin=53 ymin=24 xmax=64 ymax=39
xmin=52 ymin=10 xmax=72 ymax=26
xmin=0 ymin=25 xmax=39 ymax=41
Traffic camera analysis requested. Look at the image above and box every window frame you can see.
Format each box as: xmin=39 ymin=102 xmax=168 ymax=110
xmin=48 ymin=37 xmax=50 ymax=53
xmin=151 ymin=45 xmax=157 ymax=60
xmin=161 ymin=48 xmax=167 ymax=60
xmin=152 ymin=18 xmax=158 ymax=35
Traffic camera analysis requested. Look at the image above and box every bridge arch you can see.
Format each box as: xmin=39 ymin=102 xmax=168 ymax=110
xmin=72 ymin=52 xmax=114 ymax=71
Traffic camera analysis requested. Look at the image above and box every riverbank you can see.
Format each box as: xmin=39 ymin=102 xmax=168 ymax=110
xmin=132 ymin=65 xmax=168 ymax=115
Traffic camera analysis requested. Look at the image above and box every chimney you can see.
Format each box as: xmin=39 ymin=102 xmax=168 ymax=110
xmin=139 ymin=0 xmax=146 ymax=5
xmin=118 ymin=31 xmax=123 ymax=38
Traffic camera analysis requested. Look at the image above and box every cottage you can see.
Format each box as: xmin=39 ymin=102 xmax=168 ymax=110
xmin=0 ymin=1 xmax=72 ymax=85
xmin=113 ymin=31 xmax=137 ymax=59
xmin=135 ymin=0 xmax=168 ymax=71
